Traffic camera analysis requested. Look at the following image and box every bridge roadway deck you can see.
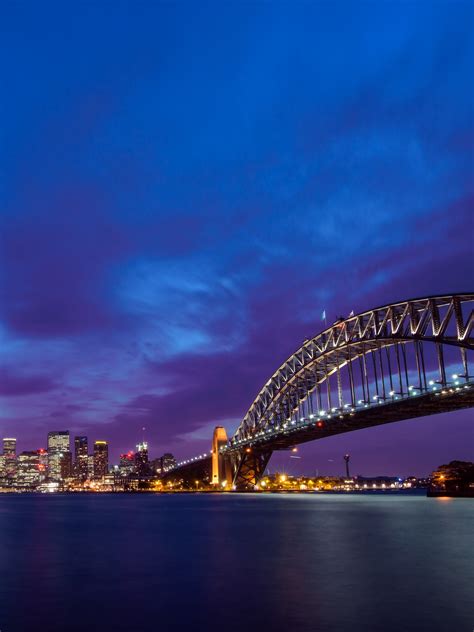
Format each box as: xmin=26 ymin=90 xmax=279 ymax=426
xmin=166 ymin=384 xmax=473 ymax=481
xmin=228 ymin=384 xmax=474 ymax=454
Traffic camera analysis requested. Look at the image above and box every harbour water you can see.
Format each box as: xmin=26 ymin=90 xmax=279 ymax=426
xmin=0 ymin=492 xmax=472 ymax=631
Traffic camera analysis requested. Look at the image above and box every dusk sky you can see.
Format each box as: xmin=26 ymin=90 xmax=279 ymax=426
xmin=1 ymin=1 xmax=473 ymax=476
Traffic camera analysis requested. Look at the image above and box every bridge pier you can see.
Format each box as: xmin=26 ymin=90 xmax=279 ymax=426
xmin=211 ymin=427 xmax=232 ymax=488
xmin=232 ymin=449 xmax=272 ymax=491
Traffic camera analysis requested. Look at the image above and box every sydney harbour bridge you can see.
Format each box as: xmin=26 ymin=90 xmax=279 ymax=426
xmin=165 ymin=293 xmax=474 ymax=490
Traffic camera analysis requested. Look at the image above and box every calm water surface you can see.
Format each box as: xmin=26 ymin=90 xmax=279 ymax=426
xmin=0 ymin=493 xmax=472 ymax=632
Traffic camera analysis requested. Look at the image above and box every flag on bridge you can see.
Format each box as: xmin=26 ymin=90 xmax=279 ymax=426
xmin=349 ymin=310 xmax=354 ymax=317
xmin=322 ymin=310 xmax=326 ymax=321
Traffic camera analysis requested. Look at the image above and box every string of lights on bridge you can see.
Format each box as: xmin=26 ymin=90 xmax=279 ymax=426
xmin=174 ymin=374 xmax=472 ymax=469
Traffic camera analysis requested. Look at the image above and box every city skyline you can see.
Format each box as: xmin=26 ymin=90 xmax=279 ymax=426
xmin=1 ymin=2 xmax=473 ymax=477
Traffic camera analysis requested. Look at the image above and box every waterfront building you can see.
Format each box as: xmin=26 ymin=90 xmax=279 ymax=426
xmin=47 ymin=431 xmax=71 ymax=482
xmin=119 ymin=451 xmax=135 ymax=477
xmin=3 ymin=438 xmax=17 ymax=480
xmin=74 ymin=436 xmax=89 ymax=481
xmin=87 ymin=455 xmax=95 ymax=479
xmin=135 ymin=442 xmax=149 ymax=476
xmin=151 ymin=453 xmax=177 ymax=475
xmin=93 ymin=441 xmax=108 ymax=478
xmin=37 ymin=448 xmax=48 ymax=478
xmin=16 ymin=451 xmax=42 ymax=490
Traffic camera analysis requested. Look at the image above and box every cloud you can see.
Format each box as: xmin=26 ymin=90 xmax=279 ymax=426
xmin=0 ymin=370 xmax=56 ymax=397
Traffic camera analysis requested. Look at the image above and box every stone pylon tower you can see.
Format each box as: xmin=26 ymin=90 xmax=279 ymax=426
xmin=211 ymin=426 xmax=232 ymax=487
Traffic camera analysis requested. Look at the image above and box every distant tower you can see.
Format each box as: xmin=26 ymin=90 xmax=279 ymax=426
xmin=344 ymin=454 xmax=350 ymax=478
xmin=3 ymin=438 xmax=17 ymax=481
xmin=93 ymin=441 xmax=109 ymax=479
xmin=47 ymin=431 xmax=70 ymax=482
xmin=135 ymin=442 xmax=149 ymax=476
xmin=74 ymin=436 xmax=89 ymax=481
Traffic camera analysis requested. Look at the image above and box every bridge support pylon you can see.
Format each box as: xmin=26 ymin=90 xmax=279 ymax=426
xmin=232 ymin=449 xmax=272 ymax=491
xmin=211 ymin=426 xmax=232 ymax=488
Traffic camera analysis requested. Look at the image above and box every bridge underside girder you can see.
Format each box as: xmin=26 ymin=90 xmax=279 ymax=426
xmin=230 ymin=450 xmax=272 ymax=491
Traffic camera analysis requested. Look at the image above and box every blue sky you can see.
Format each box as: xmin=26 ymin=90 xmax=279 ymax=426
xmin=1 ymin=1 xmax=473 ymax=475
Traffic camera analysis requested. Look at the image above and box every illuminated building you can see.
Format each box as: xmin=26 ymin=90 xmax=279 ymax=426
xmin=3 ymin=438 xmax=17 ymax=481
xmin=87 ymin=455 xmax=95 ymax=479
xmin=61 ymin=451 xmax=73 ymax=479
xmin=135 ymin=442 xmax=149 ymax=476
xmin=93 ymin=441 xmax=108 ymax=478
xmin=119 ymin=452 xmax=135 ymax=477
xmin=151 ymin=453 xmax=177 ymax=475
xmin=16 ymin=451 xmax=42 ymax=490
xmin=47 ymin=431 xmax=71 ymax=482
xmin=37 ymin=449 xmax=48 ymax=477
xmin=74 ymin=436 xmax=89 ymax=480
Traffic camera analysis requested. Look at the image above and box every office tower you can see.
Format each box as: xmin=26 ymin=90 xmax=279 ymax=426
xmin=135 ymin=442 xmax=149 ymax=476
xmin=3 ymin=438 xmax=17 ymax=480
xmin=16 ymin=451 xmax=41 ymax=490
xmin=161 ymin=453 xmax=176 ymax=472
xmin=61 ymin=450 xmax=73 ymax=479
xmin=119 ymin=452 xmax=135 ymax=477
xmin=37 ymin=449 xmax=48 ymax=479
xmin=74 ymin=436 xmax=89 ymax=481
xmin=153 ymin=452 xmax=177 ymax=475
xmin=47 ymin=431 xmax=70 ymax=482
xmin=93 ymin=441 xmax=108 ymax=478
xmin=87 ymin=455 xmax=95 ymax=479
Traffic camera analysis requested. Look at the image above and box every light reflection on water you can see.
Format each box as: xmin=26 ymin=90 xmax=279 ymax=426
xmin=0 ymin=493 xmax=472 ymax=632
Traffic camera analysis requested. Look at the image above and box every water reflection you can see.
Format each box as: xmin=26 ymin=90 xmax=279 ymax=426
xmin=0 ymin=494 xmax=472 ymax=632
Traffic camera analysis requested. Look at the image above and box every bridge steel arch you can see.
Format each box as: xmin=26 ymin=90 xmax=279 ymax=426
xmin=226 ymin=293 xmax=474 ymax=489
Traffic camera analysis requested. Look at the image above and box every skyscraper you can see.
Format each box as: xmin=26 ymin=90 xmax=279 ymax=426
xmin=135 ymin=442 xmax=149 ymax=476
xmin=47 ymin=431 xmax=70 ymax=482
xmin=119 ymin=451 xmax=135 ymax=477
xmin=3 ymin=438 xmax=17 ymax=481
xmin=74 ymin=436 xmax=89 ymax=481
xmin=93 ymin=441 xmax=108 ymax=478
xmin=16 ymin=451 xmax=42 ymax=490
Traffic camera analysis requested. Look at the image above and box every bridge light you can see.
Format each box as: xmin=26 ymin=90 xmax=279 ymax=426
xmin=389 ymin=391 xmax=395 ymax=396
xmin=358 ymin=399 xmax=363 ymax=405
xmin=317 ymin=421 xmax=324 ymax=428
xmin=429 ymin=380 xmax=435 ymax=386
xmin=309 ymin=414 xmax=314 ymax=419
xmin=452 ymin=374 xmax=458 ymax=380
xmin=245 ymin=448 xmax=252 ymax=453
xmin=408 ymin=385 xmax=414 ymax=390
